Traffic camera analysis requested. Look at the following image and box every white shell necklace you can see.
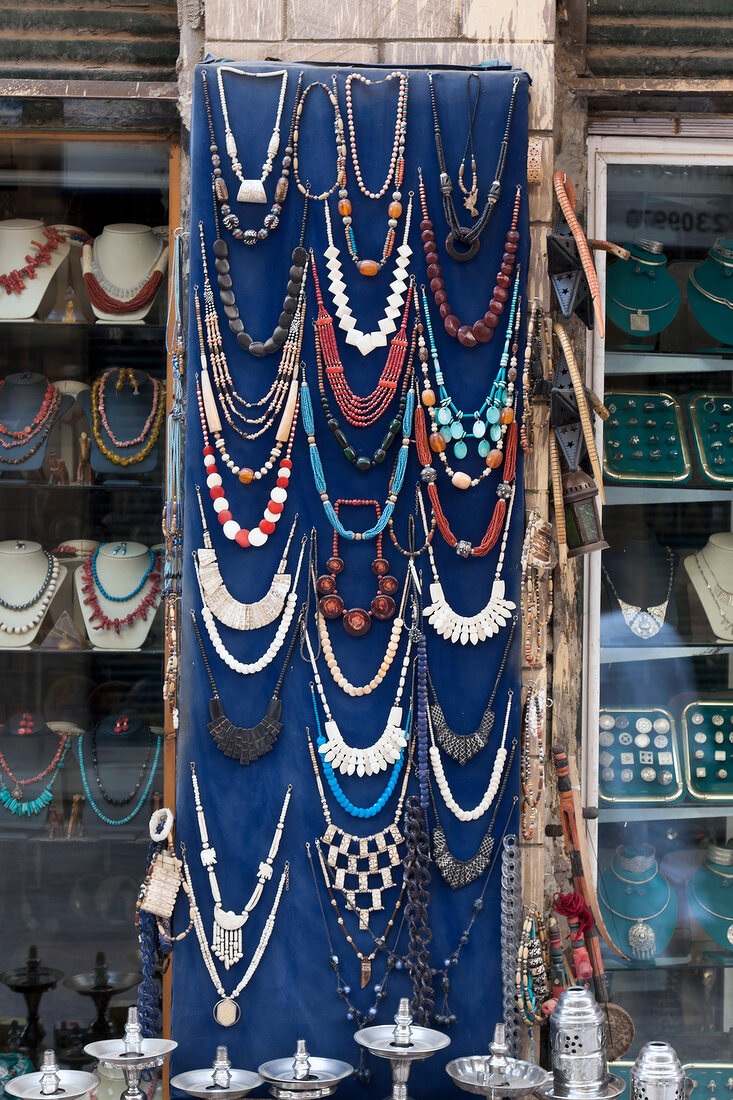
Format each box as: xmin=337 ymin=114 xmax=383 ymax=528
xmin=190 ymin=762 xmax=291 ymax=970
xmin=429 ymin=689 xmax=512 ymax=822
xmin=323 ymin=193 xmax=413 ymax=357
xmin=422 ymin=482 xmax=517 ymax=644
xmin=216 ymin=67 xmax=288 ymax=204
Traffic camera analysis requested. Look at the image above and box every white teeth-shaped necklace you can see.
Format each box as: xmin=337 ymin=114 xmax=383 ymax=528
xmin=195 ymin=486 xmax=303 ymax=631
xmin=429 ymin=689 xmax=513 ymax=822
xmin=190 ymin=762 xmax=292 ymax=969
xmin=421 ymin=479 xmax=517 ymax=644
xmin=303 ymin=596 xmax=415 ymax=776
xmin=323 ymin=192 xmax=413 ymax=357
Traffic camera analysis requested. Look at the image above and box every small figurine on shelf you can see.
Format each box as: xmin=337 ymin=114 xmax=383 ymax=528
xmin=68 ymin=793 xmax=85 ymax=839
xmin=48 ymin=452 xmax=69 ymax=485
xmin=76 ymin=432 xmax=92 ymax=486
xmin=47 ymin=802 xmax=64 ymax=839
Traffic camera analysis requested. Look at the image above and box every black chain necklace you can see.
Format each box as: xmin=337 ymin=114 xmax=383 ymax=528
xmin=91 ymin=721 xmax=154 ymax=806
xmin=427 ymin=72 xmax=519 ymax=261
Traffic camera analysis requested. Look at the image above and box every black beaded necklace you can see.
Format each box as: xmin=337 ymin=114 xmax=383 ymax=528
xmin=428 ymin=72 xmax=519 ymax=261
xmin=91 ymin=720 xmax=154 ymax=806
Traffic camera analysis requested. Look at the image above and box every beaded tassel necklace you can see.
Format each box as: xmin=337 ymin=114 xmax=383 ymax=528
xmin=323 ymin=193 xmax=414 ymax=357
xmin=418 ymin=274 xmax=520 ymax=485
xmin=300 ymin=374 xmax=413 ymax=541
xmin=78 ymin=730 xmax=162 ymax=826
xmin=0 ymin=733 xmax=70 ymax=816
xmin=339 ymin=71 xmax=409 ymax=275
xmin=202 ymin=67 xmax=302 ymax=246
xmin=418 ymin=170 xmax=522 ymax=348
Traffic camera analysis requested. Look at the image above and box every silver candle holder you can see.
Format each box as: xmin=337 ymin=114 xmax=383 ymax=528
xmin=537 ymin=987 xmax=625 ymax=1100
xmin=171 ymin=1045 xmax=262 ymax=1099
xmin=446 ymin=1022 xmax=552 ymax=1098
xmin=84 ymin=1007 xmax=177 ymax=1100
xmin=4 ymin=1049 xmax=97 ymax=1100
xmin=258 ymin=1039 xmax=353 ymax=1100
xmin=354 ymin=997 xmax=450 ymax=1100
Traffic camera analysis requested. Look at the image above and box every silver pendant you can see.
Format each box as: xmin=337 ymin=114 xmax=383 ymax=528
xmin=213 ymin=997 xmax=241 ymax=1027
xmin=628 ymin=918 xmax=656 ymax=959
xmin=726 ymin=924 xmax=733 ymax=946
xmin=618 ymin=598 xmax=668 ymax=639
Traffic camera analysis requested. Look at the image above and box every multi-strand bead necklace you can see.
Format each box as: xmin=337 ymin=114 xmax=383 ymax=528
xmin=90 ymin=371 xmax=166 ymax=467
xmin=0 ymin=382 xmax=63 ymax=466
xmin=0 ymin=732 xmax=70 ymax=815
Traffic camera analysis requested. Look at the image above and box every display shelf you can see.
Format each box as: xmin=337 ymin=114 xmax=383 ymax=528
xmin=604 ymin=953 xmax=733 ymax=973
xmin=599 ymin=803 xmax=733 ymax=822
xmin=601 ymin=643 xmax=733 ymax=663
xmin=606 ymin=351 xmax=733 ymax=376
xmin=604 ymin=486 xmax=733 ymax=505
xmin=0 ymin=647 xmax=165 ymax=656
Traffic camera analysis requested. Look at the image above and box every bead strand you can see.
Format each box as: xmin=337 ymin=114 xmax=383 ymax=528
xmin=429 ymin=691 xmax=512 ymax=822
xmin=293 ymin=79 xmax=346 ymax=201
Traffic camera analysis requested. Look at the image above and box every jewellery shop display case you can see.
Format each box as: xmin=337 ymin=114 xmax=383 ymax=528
xmin=583 ymin=137 xmax=733 ymax=1064
xmin=0 ymin=133 xmax=177 ymax=1068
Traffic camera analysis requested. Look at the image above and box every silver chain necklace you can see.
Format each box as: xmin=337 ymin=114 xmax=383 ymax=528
xmin=602 ymin=546 xmax=675 ymax=639
xmin=695 ymin=550 xmax=733 ymax=633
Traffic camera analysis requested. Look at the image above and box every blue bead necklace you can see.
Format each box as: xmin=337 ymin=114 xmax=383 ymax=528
xmin=78 ymin=729 xmax=161 ymax=826
xmin=92 ymin=545 xmax=156 ymax=602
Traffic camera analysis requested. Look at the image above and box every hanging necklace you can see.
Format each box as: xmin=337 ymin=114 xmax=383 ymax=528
xmin=195 ymin=487 xmax=303 ymax=631
xmin=388 ymin=485 xmax=436 ymax=561
xmin=78 ymin=729 xmax=161 ymax=825
xmin=418 ymin=273 xmax=520 ymax=482
xmin=216 ymin=67 xmax=288 ymax=204
xmin=197 ymin=225 xmax=306 ymax=443
xmin=90 ymin=722 xmax=154 ymax=805
xmin=415 ymin=388 xmax=518 ymax=557
xmin=95 ymin=370 xmax=163 ymax=449
xmin=429 ymin=614 xmax=517 ymax=765
xmin=81 ymin=549 xmax=161 ymax=634
xmin=303 ymin=599 xmax=415 ymax=777
xmin=0 ymin=225 xmax=66 ymax=295
xmin=339 ymin=71 xmax=409 ymax=275
xmin=322 ymin=193 xmax=413 ymax=357
xmin=202 ymin=68 xmax=302 ymax=245
xmin=602 ymin=880 xmax=672 ymax=960
xmin=0 ymin=551 xmax=61 ymax=636
xmin=191 ymin=603 xmax=304 ymax=763
xmin=694 ymin=551 xmax=733 ymax=633
xmin=427 ymin=72 xmax=519 ymax=259
xmin=90 ymin=373 xmax=166 ymax=466
xmin=520 ymin=682 xmax=545 ymax=841
xmin=317 ymin=503 xmax=400 ymax=637
xmin=419 ymin=169 xmax=522 ymax=348
xmin=0 ymin=378 xmax=60 ymax=448
xmin=301 ymin=374 xmax=413 ymax=541
xmin=182 ymin=845 xmax=289 ymax=1026
xmin=429 ymin=690 xmax=513 ymax=823
xmin=421 ymin=485 xmax=517 ymax=643
xmin=429 ymin=737 xmax=517 ymax=889
xmin=190 ymin=761 xmax=291 ymax=968
xmin=292 ymin=78 xmax=346 ymax=202
xmin=457 ymin=74 xmax=480 ymax=218
xmin=0 ymin=385 xmax=62 ymax=466
xmin=81 ymin=236 xmax=168 ymax=315
xmin=91 ymin=545 xmax=155 ymax=601
xmin=602 ymin=548 xmax=675 ymax=640
xmin=0 ymin=732 xmax=70 ymax=814
xmin=311 ymin=248 xmax=415 ymax=432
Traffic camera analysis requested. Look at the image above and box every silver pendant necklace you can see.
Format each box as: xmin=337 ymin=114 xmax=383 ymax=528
xmin=602 ymin=546 xmax=675 ymax=639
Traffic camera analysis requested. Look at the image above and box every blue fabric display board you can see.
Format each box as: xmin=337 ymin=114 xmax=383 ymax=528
xmin=173 ymin=59 xmax=530 ymax=1096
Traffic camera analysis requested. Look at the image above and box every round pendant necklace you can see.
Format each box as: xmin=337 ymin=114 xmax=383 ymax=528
xmin=0 ymin=732 xmax=70 ymax=811
xmin=602 ymin=547 xmax=675 ymax=639
xmin=339 ymin=70 xmax=409 ymax=275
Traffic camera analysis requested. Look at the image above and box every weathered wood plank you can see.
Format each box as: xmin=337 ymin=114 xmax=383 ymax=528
xmin=463 ymin=0 xmax=555 ymax=43
xmin=205 ymin=40 xmax=381 ymax=64
xmin=286 ymin=0 xmax=459 ymax=41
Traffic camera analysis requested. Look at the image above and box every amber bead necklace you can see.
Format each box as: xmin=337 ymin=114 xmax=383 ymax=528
xmin=338 ymin=71 xmax=409 ymax=276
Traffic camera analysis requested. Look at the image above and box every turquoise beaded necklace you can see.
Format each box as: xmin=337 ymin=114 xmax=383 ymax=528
xmin=0 ymin=739 xmax=70 ymax=816
xmin=92 ymin=545 xmax=156 ymax=601
xmin=77 ymin=730 xmax=161 ymax=825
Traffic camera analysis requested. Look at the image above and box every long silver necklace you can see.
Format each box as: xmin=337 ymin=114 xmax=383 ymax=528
xmin=190 ymin=762 xmax=291 ymax=968
xmin=216 ymin=67 xmax=288 ymax=204
xmin=695 ymin=550 xmax=733 ymax=633
xmin=602 ymin=546 xmax=674 ymax=639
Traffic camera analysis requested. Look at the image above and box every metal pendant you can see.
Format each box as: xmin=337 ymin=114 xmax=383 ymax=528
xmin=237 ymin=179 xmax=267 ymax=204
xmin=213 ymin=997 xmax=241 ymax=1027
xmin=628 ymin=918 xmax=656 ymax=960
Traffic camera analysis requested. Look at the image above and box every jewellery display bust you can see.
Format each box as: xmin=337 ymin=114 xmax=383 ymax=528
xmin=598 ymin=844 xmax=676 ymax=962
xmin=0 ymin=219 xmax=70 ymax=321
xmin=687 ymin=842 xmax=733 ymax=951
xmin=0 ymin=541 xmax=67 ymax=649
xmin=81 ymin=224 xmax=168 ymax=324
xmin=686 ymin=238 xmax=733 ymax=347
xmin=77 ymin=372 xmax=162 ymax=476
xmin=74 ymin=541 xmax=161 ymax=650
xmin=0 ymin=373 xmax=73 ymax=472
xmin=606 ymin=239 xmax=681 ymax=339
xmin=684 ymin=533 xmax=733 ymax=642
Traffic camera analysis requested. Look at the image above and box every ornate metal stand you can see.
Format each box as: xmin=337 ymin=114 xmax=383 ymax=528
xmin=84 ymin=1007 xmax=177 ymax=1100
xmin=446 ymin=1023 xmax=551 ymax=1098
xmin=537 ymin=987 xmax=625 ymax=1100
xmin=4 ymin=1049 xmax=97 ymax=1100
xmin=65 ymin=952 xmax=139 ymax=1041
xmin=354 ymin=998 xmax=450 ymax=1100
xmin=258 ymin=1039 xmax=353 ymax=1100
xmin=0 ymin=946 xmax=63 ymax=1060
xmin=171 ymin=1046 xmax=262 ymax=1099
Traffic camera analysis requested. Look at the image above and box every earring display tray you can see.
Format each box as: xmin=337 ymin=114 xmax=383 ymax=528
xmin=598 ymin=706 xmax=683 ymax=803
xmin=681 ymin=701 xmax=733 ymax=801
xmin=688 ymin=392 xmax=733 ymax=487
xmin=603 ymin=390 xmax=691 ymax=484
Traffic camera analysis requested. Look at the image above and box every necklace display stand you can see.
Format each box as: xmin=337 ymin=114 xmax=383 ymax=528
xmin=686 ymin=239 xmax=733 ymax=347
xmin=601 ymin=535 xmax=678 ymax=643
xmin=0 ymin=220 xmax=70 ymax=322
xmin=75 ymin=716 xmax=162 ymax=834
xmin=0 ymin=541 xmax=67 ymax=648
xmin=687 ymin=842 xmax=733 ymax=951
xmin=597 ymin=845 xmax=676 ymax=962
xmin=684 ymin=533 xmax=733 ymax=642
xmin=0 ymin=373 xmax=74 ymax=474
xmin=606 ymin=239 xmax=680 ymax=341
xmin=75 ymin=542 xmax=161 ymax=650
xmin=83 ymin=225 xmax=168 ymax=324
xmin=77 ymin=375 xmax=161 ymax=476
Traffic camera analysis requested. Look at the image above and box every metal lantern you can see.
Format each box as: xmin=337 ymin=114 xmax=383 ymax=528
xmin=561 ymin=470 xmax=608 ymax=557
xmin=538 ymin=986 xmax=624 ymax=1100
xmin=631 ymin=1042 xmax=689 ymax=1100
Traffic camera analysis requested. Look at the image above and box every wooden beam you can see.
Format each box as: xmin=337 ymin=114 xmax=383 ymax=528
xmin=0 ymin=78 xmax=178 ymax=99
xmin=572 ymin=76 xmax=733 ymax=95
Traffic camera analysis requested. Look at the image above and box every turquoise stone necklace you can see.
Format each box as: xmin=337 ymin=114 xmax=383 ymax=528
xmin=78 ymin=728 xmax=162 ymax=825
xmin=0 ymin=736 xmax=70 ymax=816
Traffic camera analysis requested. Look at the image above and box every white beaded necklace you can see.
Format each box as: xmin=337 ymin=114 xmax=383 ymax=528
xmin=429 ymin=690 xmax=512 ymax=822
xmin=216 ymin=67 xmax=288 ymax=204
xmin=323 ymin=193 xmax=413 ymax=357
xmin=421 ymin=483 xmax=517 ymax=644
xmin=182 ymin=846 xmax=289 ymax=1027
xmin=302 ymin=605 xmax=415 ymax=776
xmin=0 ymin=555 xmax=60 ymax=635
xmin=190 ymin=763 xmax=291 ymax=969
